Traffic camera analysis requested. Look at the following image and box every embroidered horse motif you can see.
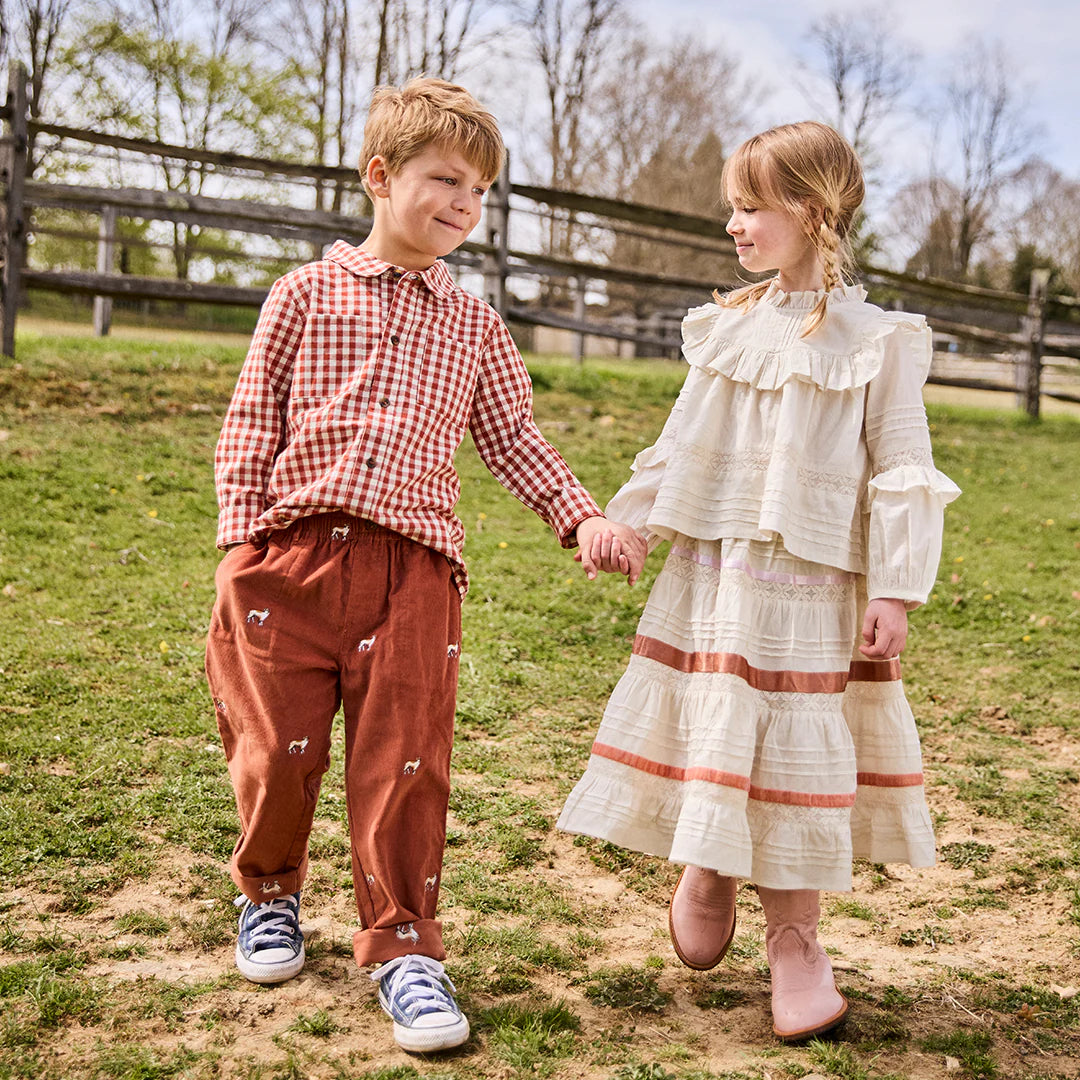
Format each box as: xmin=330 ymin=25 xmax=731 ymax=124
xmin=403 ymin=758 xmax=421 ymax=775
xmin=246 ymin=608 xmax=270 ymax=626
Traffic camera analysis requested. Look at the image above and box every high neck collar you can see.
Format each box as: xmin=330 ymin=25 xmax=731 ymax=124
xmin=761 ymin=278 xmax=867 ymax=310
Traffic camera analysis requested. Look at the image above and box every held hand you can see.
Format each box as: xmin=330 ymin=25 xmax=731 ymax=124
xmin=859 ymin=597 xmax=908 ymax=658
xmin=574 ymin=516 xmax=647 ymax=585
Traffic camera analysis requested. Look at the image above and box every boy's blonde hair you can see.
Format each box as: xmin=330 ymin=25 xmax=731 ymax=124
xmin=359 ymin=77 xmax=505 ymax=192
xmin=718 ymin=121 xmax=865 ymax=337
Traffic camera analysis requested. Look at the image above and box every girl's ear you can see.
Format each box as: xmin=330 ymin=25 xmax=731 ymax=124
xmin=366 ymin=155 xmax=393 ymax=199
xmin=805 ymin=201 xmax=826 ymax=230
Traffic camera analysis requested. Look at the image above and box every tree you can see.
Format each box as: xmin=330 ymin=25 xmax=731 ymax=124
xmin=933 ymin=38 xmax=1038 ymax=278
xmin=262 ymin=0 xmax=357 ymax=211
xmin=0 ymin=0 xmax=78 ymax=174
xmin=595 ymin=34 xmax=758 ymax=207
xmin=509 ymin=0 xmax=624 ymax=266
xmin=797 ymin=6 xmax=918 ymax=169
xmin=372 ymin=0 xmax=501 ymax=86
xmin=66 ymin=0 xmax=303 ymax=281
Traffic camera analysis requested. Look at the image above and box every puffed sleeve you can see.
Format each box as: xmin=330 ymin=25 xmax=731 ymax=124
xmin=864 ymin=316 xmax=961 ymax=607
xmin=605 ymin=369 xmax=693 ymax=551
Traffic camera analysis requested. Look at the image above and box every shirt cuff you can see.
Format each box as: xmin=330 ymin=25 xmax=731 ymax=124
xmin=216 ymin=498 xmax=265 ymax=549
xmin=549 ymin=486 xmax=604 ymax=548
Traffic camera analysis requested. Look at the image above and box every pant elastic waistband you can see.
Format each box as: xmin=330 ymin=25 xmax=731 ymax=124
xmin=279 ymin=513 xmax=390 ymax=543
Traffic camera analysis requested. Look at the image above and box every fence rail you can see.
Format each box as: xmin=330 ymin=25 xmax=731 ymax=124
xmin=4 ymin=61 xmax=1080 ymax=416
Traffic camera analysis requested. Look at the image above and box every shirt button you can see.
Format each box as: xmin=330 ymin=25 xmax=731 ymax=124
xmin=379 ymin=397 xmax=390 ymax=407
xmin=366 ymin=457 xmax=376 ymax=468
xmin=389 ymin=335 xmax=400 ymax=345
xmin=409 ymin=274 xmax=419 ymax=282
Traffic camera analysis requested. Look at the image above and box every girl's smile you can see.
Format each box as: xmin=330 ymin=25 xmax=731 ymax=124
xmin=726 ymin=202 xmax=824 ymax=293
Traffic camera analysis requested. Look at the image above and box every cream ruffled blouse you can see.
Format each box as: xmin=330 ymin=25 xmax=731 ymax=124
xmin=606 ymin=281 xmax=961 ymax=605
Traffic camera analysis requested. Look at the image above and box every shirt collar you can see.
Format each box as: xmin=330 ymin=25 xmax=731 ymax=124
xmin=323 ymin=240 xmax=457 ymax=299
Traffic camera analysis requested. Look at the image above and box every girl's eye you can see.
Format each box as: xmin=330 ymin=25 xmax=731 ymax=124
xmin=473 ymin=187 xmax=487 ymax=197
xmin=439 ymin=177 xmax=456 ymax=186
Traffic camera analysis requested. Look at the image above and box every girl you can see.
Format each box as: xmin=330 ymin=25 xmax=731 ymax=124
xmin=559 ymin=121 xmax=959 ymax=1041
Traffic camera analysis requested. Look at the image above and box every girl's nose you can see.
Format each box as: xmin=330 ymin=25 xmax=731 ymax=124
xmin=725 ymin=215 xmax=739 ymax=235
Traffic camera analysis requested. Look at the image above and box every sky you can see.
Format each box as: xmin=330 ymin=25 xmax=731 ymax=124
xmin=626 ymin=0 xmax=1079 ymax=181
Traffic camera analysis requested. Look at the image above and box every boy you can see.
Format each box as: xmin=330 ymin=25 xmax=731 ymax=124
xmin=205 ymin=77 xmax=643 ymax=1054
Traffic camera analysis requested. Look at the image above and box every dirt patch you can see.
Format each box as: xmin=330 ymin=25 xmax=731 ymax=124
xmin=7 ymin=734 xmax=1080 ymax=1078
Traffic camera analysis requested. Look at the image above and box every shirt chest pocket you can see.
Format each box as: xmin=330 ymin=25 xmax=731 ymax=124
xmin=410 ymin=334 xmax=480 ymax=429
xmin=290 ymin=314 xmax=374 ymax=408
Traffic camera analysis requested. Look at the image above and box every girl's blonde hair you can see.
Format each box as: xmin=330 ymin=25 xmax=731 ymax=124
xmin=360 ymin=77 xmax=506 ymax=193
xmin=718 ymin=121 xmax=864 ymax=337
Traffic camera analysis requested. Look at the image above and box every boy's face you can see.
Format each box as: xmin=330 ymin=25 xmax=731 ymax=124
xmin=363 ymin=144 xmax=489 ymax=271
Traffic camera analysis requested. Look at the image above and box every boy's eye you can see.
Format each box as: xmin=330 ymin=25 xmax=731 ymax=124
xmin=473 ymin=187 xmax=487 ymax=197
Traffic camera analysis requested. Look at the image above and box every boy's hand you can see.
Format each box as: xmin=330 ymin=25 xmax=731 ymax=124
xmin=859 ymin=597 xmax=908 ymax=658
xmin=574 ymin=516 xmax=648 ymax=585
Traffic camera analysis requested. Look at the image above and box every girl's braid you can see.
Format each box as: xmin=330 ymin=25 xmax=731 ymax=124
xmin=801 ymin=209 xmax=844 ymax=338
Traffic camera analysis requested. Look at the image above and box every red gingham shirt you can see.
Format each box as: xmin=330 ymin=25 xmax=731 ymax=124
xmin=214 ymin=241 xmax=602 ymax=596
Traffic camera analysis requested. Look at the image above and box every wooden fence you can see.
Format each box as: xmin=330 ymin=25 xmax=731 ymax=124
xmin=3 ymin=61 xmax=1080 ymax=417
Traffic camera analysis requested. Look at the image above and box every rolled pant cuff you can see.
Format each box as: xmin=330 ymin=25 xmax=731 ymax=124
xmin=233 ymin=868 xmax=304 ymax=904
xmin=353 ymin=919 xmax=445 ymax=967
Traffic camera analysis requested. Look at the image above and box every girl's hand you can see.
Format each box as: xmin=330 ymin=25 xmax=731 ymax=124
xmin=574 ymin=517 xmax=647 ymax=585
xmin=859 ymin=598 xmax=908 ymax=658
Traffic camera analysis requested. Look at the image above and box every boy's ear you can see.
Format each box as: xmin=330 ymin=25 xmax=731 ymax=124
xmin=366 ymin=155 xmax=393 ymax=199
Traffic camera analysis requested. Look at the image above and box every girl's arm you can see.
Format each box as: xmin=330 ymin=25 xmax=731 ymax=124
xmin=863 ymin=318 xmax=960 ymax=609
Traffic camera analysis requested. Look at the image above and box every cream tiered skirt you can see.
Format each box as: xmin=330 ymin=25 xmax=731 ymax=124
xmin=557 ymin=535 xmax=935 ymax=891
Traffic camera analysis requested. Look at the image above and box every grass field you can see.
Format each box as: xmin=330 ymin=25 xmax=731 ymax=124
xmin=2 ymin=331 xmax=1080 ymax=1080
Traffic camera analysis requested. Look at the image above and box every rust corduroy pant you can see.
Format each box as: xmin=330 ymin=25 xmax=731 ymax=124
xmin=205 ymin=514 xmax=461 ymax=966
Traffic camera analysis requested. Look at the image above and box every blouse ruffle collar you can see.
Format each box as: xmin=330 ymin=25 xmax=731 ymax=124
xmin=681 ymin=285 xmax=927 ymax=392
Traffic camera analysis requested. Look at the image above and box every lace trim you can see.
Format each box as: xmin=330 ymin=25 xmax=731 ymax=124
xmin=872 ymin=447 xmax=934 ymax=475
xmin=673 ymin=443 xmax=860 ymax=496
xmin=662 ymin=554 xmax=854 ymax=604
xmin=624 ymin=656 xmax=847 ymax=712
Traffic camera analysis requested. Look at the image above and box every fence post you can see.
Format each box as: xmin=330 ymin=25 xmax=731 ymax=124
xmin=93 ymin=205 xmax=117 ymax=336
xmin=0 ymin=62 xmax=29 ymax=359
xmin=1017 ymin=268 xmax=1050 ymax=419
xmin=482 ymin=157 xmax=510 ymax=318
xmin=574 ymin=277 xmax=587 ymax=366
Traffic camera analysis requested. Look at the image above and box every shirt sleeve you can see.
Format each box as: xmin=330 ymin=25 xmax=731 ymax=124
xmin=468 ymin=317 xmax=602 ymax=546
xmin=605 ymin=367 xmax=693 ymax=551
xmin=214 ymin=275 xmax=307 ymax=548
xmin=863 ymin=317 xmax=961 ymax=606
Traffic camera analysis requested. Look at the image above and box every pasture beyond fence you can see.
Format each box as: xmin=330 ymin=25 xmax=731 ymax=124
xmin=3 ymin=61 xmax=1080 ymax=417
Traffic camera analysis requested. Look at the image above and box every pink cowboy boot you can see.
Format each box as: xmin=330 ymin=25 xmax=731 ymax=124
xmin=668 ymin=866 xmax=738 ymax=970
xmin=757 ymin=886 xmax=848 ymax=1041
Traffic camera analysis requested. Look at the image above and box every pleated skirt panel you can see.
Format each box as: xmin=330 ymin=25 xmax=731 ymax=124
xmin=557 ymin=534 xmax=935 ymax=891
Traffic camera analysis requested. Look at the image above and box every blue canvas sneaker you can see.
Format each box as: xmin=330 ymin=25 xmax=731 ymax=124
xmin=370 ymin=954 xmax=470 ymax=1053
xmin=234 ymin=892 xmax=305 ymax=984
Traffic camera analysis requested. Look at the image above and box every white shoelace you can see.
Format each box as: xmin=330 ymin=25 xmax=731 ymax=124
xmin=370 ymin=954 xmax=458 ymax=1020
xmin=236 ymin=894 xmax=300 ymax=951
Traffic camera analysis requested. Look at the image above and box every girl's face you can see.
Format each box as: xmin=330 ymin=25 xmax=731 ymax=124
xmin=725 ymin=197 xmax=822 ymax=290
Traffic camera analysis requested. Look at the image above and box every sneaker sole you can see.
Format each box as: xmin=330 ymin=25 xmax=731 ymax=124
xmin=235 ymin=942 xmax=306 ymax=985
xmin=392 ymin=1015 xmax=470 ymax=1054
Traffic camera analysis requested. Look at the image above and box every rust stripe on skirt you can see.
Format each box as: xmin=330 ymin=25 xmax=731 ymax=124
xmin=591 ymin=743 xmax=858 ymax=808
xmin=633 ymin=635 xmax=901 ymax=691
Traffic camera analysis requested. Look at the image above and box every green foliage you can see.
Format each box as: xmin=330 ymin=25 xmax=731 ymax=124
xmin=582 ymin=963 xmax=672 ymax=1012
xmin=479 ymin=998 xmax=581 ymax=1074
xmin=941 ymin=842 xmax=996 ymax=869
xmin=921 ymin=1030 xmax=998 ymax=1079
xmin=4 ymin=337 xmax=1080 ymax=1077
